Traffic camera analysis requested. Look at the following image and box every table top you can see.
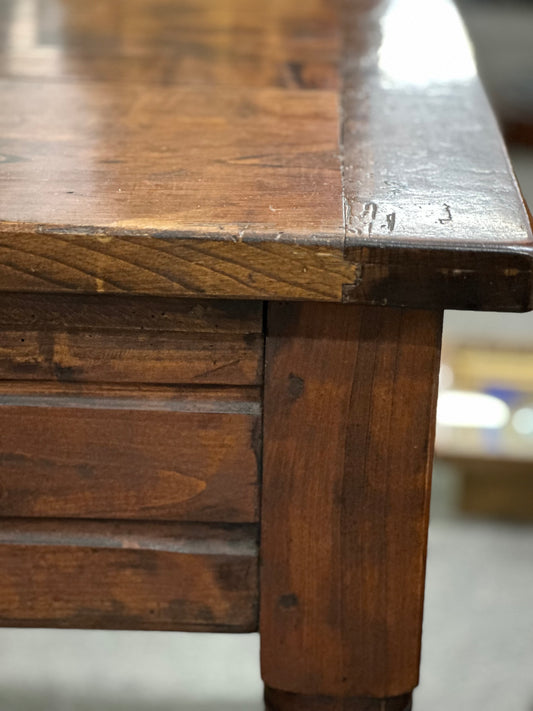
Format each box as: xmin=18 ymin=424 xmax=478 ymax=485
xmin=0 ymin=0 xmax=532 ymax=309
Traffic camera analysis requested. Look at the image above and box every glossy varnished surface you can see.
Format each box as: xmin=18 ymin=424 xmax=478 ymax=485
xmin=342 ymin=0 xmax=530 ymax=247
xmin=0 ymin=0 xmax=531 ymax=307
xmin=341 ymin=0 xmax=533 ymax=310
xmin=0 ymin=0 xmax=343 ymax=234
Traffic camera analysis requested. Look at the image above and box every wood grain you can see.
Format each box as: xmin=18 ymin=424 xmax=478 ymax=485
xmin=0 ymin=0 xmax=340 ymax=89
xmin=0 ymin=294 xmax=263 ymax=333
xmin=260 ymin=303 xmax=442 ymax=698
xmin=340 ymin=0 xmax=533 ymax=311
xmin=0 ymin=328 xmax=263 ymax=385
xmin=0 ymin=0 xmax=531 ymax=308
xmin=0 ymin=518 xmax=258 ymax=631
xmin=0 ymin=294 xmax=264 ymax=385
xmin=0 ymin=229 xmax=356 ymax=302
xmin=0 ymin=385 xmax=259 ymax=522
xmin=0 ymin=82 xmax=343 ymax=237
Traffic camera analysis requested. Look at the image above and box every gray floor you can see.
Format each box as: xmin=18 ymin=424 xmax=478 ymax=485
xmin=0 ymin=507 xmax=532 ymax=711
xmin=416 ymin=517 xmax=533 ymax=711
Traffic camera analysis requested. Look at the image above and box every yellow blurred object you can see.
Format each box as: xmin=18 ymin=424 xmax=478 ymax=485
xmin=436 ymin=345 xmax=533 ymax=521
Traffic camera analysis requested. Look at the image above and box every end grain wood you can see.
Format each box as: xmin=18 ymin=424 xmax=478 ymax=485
xmin=260 ymin=302 xmax=442 ymax=698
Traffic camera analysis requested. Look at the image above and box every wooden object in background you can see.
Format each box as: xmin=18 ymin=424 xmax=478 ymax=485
xmin=435 ymin=456 xmax=533 ymax=523
xmin=458 ymin=458 xmax=533 ymax=521
xmin=261 ymin=303 xmax=442 ymax=702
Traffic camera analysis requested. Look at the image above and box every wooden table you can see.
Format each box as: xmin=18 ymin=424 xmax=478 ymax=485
xmin=0 ymin=0 xmax=532 ymax=708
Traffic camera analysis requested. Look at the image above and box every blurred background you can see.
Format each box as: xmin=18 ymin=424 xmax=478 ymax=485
xmin=0 ymin=0 xmax=533 ymax=709
xmin=414 ymin=1 xmax=533 ymax=708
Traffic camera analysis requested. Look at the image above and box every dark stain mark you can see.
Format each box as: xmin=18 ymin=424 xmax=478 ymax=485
xmin=72 ymin=599 xmax=128 ymax=626
xmin=278 ymin=593 xmax=298 ymax=610
xmin=77 ymin=463 xmax=95 ymax=479
xmin=167 ymin=598 xmax=216 ymax=625
xmin=53 ymin=363 xmax=82 ymax=381
xmin=9 ymin=362 xmax=40 ymax=376
xmin=386 ymin=212 xmax=396 ymax=232
xmin=284 ymin=61 xmax=304 ymax=88
xmin=251 ymin=416 xmax=263 ymax=482
xmin=243 ymin=332 xmax=257 ymax=347
xmin=215 ymin=561 xmax=252 ymax=592
xmin=0 ymin=452 xmax=55 ymax=469
xmin=288 ymin=373 xmax=305 ymax=400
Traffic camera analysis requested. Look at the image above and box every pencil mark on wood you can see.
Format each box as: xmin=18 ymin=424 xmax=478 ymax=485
xmin=438 ymin=204 xmax=452 ymax=224
xmin=362 ymin=202 xmax=378 ymax=236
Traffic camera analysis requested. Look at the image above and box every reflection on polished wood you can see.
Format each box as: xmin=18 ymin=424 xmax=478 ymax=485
xmin=0 ymin=0 xmax=531 ymax=306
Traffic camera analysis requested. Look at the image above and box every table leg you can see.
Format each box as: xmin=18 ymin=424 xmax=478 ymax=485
xmin=260 ymin=303 xmax=442 ymax=707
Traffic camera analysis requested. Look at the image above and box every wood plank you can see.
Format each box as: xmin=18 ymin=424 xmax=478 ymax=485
xmin=0 ymin=232 xmax=356 ymax=302
xmin=260 ymin=303 xmax=442 ymax=698
xmin=0 ymin=519 xmax=258 ymax=631
xmin=0 ymin=0 xmax=340 ymax=89
xmin=340 ymin=0 xmax=533 ymax=310
xmin=0 ymin=294 xmax=263 ymax=333
xmin=0 ymin=80 xmax=344 ymax=251
xmin=0 ymin=329 xmax=263 ymax=385
xmin=264 ymin=688 xmax=413 ymax=711
xmin=0 ymin=385 xmax=260 ymax=522
xmin=0 ymin=0 xmax=348 ymax=300
xmin=0 ymin=0 xmax=530 ymax=307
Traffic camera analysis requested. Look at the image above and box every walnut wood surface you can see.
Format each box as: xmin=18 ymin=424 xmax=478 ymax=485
xmin=264 ymin=688 xmax=412 ymax=711
xmin=0 ymin=295 xmax=263 ymax=385
xmin=0 ymin=329 xmax=263 ymax=385
xmin=261 ymin=303 xmax=442 ymax=698
xmin=0 ymin=519 xmax=258 ymax=631
xmin=0 ymin=0 xmax=531 ymax=308
xmin=0 ymin=294 xmax=263 ymax=333
xmin=0 ymin=385 xmax=260 ymax=522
